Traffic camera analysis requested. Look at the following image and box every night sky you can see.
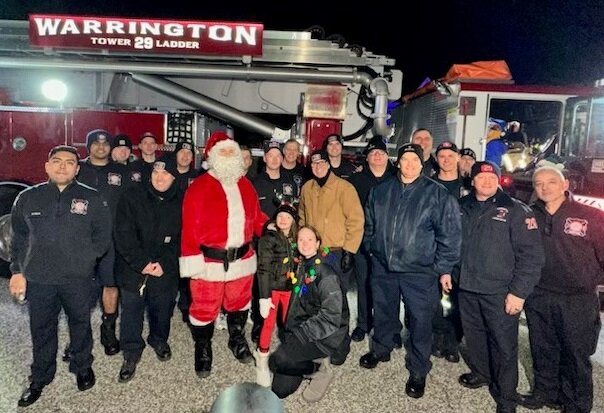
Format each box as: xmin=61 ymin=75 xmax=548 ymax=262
xmin=2 ymin=0 xmax=603 ymax=95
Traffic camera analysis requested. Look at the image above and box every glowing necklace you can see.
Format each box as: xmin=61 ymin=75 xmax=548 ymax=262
xmin=286 ymin=246 xmax=331 ymax=296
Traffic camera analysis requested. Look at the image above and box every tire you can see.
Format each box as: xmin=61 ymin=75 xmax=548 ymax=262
xmin=0 ymin=186 xmax=23 ymax=278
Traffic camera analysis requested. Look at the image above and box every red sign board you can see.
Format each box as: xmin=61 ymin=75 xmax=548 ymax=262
xmin=29 ymin=15 xmax=263 ymax=56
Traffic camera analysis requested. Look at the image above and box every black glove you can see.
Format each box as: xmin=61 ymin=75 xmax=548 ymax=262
xmin=341 ymin=250 xmax=354 ymax=273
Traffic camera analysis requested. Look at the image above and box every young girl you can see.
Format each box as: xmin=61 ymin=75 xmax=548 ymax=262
xmin=254 ymin=202 xmax=299 ymax=387
xmin=268 ymin=226 xmax=350 ymax=402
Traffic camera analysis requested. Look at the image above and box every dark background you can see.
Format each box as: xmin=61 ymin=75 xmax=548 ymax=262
xmin=2 ymin=0 xmax=603 ymax=95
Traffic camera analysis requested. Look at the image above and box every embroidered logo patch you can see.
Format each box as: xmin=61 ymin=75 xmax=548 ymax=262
xmin=525 ymin=217 xmax=538 ymax=230
xmin=131 ymin=171 xmax=142 ymax=182
xmin=282 ymin=183 xmax=294 ymax=197
xmin=107 ymin=173 xmax=122 ymax=186
xmin=70 ymin=199 xmax=89 ymax=215
xmin=564 ymin=217 xmax=588 ymax=237
xmin=492 ymin=207 xmax=509 ymax=222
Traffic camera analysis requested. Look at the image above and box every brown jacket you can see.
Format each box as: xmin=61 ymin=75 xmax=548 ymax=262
xmin=299 ymin=172 xmax=364 ymax=253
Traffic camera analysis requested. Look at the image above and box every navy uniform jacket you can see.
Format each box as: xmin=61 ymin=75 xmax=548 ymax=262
xmin=252 ymin=170 xmax=299 ymax=218
xmin=9 ymin=181 xmax=112 ymax=284
xmin=458 ymin=189 xmax=545 ymax=298
xmin=77 ymin=159 xmax=132 ymax=218
xmin=532 ymin=197 xmax=604 ymax=294
xmin=364 ymin=174 xmax=461 ymax=276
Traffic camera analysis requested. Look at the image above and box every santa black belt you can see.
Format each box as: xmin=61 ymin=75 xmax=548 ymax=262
xmin=200 ymin=244 xmax=250 ymax=271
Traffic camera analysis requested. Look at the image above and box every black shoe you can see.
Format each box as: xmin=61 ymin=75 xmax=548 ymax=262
xmin=62 ymin=344 xmax=73 ymax=362
xmin=359 ymin=352 xmax=390 ymax=369
xmin=118 ymin=360 xmax=137 ymax=383
xmin=517 ymin=393 xmax=561 ymax=410
xmin=458 ymin=372 xmax=489 ymax=389
xmin=431 ymin=334 xmax=445 ymax=358
xmin=18 ymin=385 xmax=43 ymax=407
xmin=153 ymin=343 xmax=172 ymax=362
xmin=76 ymin=368 xmax=96 ymax=391
xmin=393 ymin=334 xmax=403 ymax=349
xmin=351 ymin=327 xmax=366 ymax=342
xmin=495 ymin=406 xmax=516 ymax=413
xmin=444 ymin=351 xmax=460 ymax=363
xmin=405 ymin=375 xmax=426 ymax=399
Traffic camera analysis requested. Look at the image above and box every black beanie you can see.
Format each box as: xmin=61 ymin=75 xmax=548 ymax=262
xmin=364 ymin=135 xmax=388 ymax=155
xmin=397 ymin=143 xmax=424 ymax=163
xmin=175 ymin=141 xmax=194 ymax=154
xmin=470 ymin=161 xmax=501 ymax=179
xmin=111 ymin=134 xmax=133 ymax=151
xmin=274 ymin=202 xmax=299 ymax=222
xmin=86 ymin=129 xmax=112 ymax=152
xmin=153 ymin=157 xmax=179 ymax=177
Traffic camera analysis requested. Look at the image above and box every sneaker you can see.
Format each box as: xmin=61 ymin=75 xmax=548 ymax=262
xmin=302 ymin=358 xmax=334 ymax=402
xmin=216 ymin=312 xmax=227 ymax=330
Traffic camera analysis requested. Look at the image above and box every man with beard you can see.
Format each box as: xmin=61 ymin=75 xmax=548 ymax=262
xmin=180 ymin=131 xmax=268 ymax=379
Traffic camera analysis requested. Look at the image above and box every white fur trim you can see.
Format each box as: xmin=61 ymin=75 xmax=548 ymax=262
xmin=200 ymin=253 xmax=257 ymax=282
xmin=223 ymin=182 xmax=245 ymax=248
xmin=189 ymin=316 xmax=213 ymax=326
xmin=179 ymin=254 xmax=206 ymax=278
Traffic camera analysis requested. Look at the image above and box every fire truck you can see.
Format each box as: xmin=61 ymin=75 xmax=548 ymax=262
xmin=389 ymin=63 xmax=604 ymax=209
xmin=0 ymin=15 xmax=402 ymax=274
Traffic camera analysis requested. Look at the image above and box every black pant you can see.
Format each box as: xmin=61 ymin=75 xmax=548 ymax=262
xmin=371 ymin=258 xmax=438 ymax=377
xmin=432 ymin=282 xmax=462 ymax=353
xmin=525 ymin=289 xmax=600 ymax=413
xmin=177 ymin=278 xmax=191 ymax=316
xmin=354 ymin=249 xmax=372 ymax=332
xmin=28 ymin=279 xmax=94 ymax=386
xmin=120 ymin=287 xmax=177 ymax=362
xmin=269 ymin=333 xmax=327 ymax=398
xmin=459 ymin=291 xmax=519 ymax=410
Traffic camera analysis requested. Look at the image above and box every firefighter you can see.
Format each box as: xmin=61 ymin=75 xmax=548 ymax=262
xmin=9 ymin=145 xmax=112 ymax=407
xmin=518 ymin=166 xmax=604 ymax=413
xmin=111 ymin=134 xmax=143 ymax=184
xmin=251 ymin=140 xmax=300 ymax=342
xmin=322 ymin=134 xmax=357 ymax=180
xmin=170 ymin=141 xmax=199 ymax=194
xmin=75 ymin=129 xmax=132 ymax=358
xmin=458 ymin=147 xmax=477 ymax=190
xmin=360 ymin=143 xmax=461 ymax=399
xmin=129 ymin=131 xmax=158 ymax=184
xmin=453 ymin=161 xmax=544 ymax=413
xmin=430 ymin=141 xmax=465 ymax=363
xmin=281 ymin=138 xmax=307 ymax=187
xmin=114 ymin=158 xmax=183 ymax=383
xmin=348 ymin=135 xmax=396 ymax=343
xmin=410 ymin=128 xmax=439 ymax=176
xmin=298 ymin=149 xmax=364 ymax=364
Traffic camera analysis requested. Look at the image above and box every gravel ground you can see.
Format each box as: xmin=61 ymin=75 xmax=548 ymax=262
xmin=1 ymin=277 xmax=603 ymax=413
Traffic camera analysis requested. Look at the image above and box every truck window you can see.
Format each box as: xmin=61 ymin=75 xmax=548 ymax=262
xmin=488 ymin=99 xmax=563 ymax=148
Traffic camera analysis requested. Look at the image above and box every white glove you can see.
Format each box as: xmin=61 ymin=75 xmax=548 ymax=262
xmin=259 ymin=298 xmax=275 ymax=319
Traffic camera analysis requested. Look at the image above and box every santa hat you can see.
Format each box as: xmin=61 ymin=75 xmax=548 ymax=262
xmin=204 ymin=131 xmax=232 ymax=158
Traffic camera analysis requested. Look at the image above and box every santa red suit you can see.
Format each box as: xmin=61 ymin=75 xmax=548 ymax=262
xmin=180 ymin=131 xmax=267 ymax=377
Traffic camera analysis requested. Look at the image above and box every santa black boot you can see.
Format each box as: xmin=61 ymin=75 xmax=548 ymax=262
xmin=100 ymin=312 xmax=120 ymax=356
xmin=190 ymin=323 xmax=214 ymax=378
xmin=227 ymin=310 xmax=254 ymax=364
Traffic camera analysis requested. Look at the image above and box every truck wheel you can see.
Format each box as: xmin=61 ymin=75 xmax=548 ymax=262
xmin=0 ymin=186 xmax=23 ymax=278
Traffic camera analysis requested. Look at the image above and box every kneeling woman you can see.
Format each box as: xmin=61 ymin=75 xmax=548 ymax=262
xmin=269 ymin=226 xmax=350 ymax=402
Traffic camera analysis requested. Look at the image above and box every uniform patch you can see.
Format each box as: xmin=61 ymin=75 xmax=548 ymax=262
xmin=492 ymin=207 xmax=509 ymax=222
xmin=71 ymin=199 xmax=89 ymax=215
xmin=164 ymin=236 xmax=172 ymax=243
xmin=525 ymin=217 xmax=538 ymax=230
xmin=282 ymin=183 xmax=294 ymax=197
xmin=564 ymin=217 xmax=588 ymax=237
xmin=131 ymin=171 xmax=142 ymax=182
xmin=107 ymin=172 xmax=123 ymax=186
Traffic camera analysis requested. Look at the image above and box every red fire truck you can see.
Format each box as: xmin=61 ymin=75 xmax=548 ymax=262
xmin=0 ymin=14 xmax=402 ymax=274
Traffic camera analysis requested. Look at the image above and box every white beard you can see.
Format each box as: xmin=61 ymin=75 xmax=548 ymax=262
xmin=207 ymin=146 xmax=245 ymax=185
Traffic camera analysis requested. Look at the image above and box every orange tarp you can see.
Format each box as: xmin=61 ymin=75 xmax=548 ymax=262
xmin=443 ymin=60 xmax=513 ymax=83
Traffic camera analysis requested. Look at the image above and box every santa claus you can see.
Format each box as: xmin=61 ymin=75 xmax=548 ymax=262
xmin=180 ymin=131 xmax=267 ymax=378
